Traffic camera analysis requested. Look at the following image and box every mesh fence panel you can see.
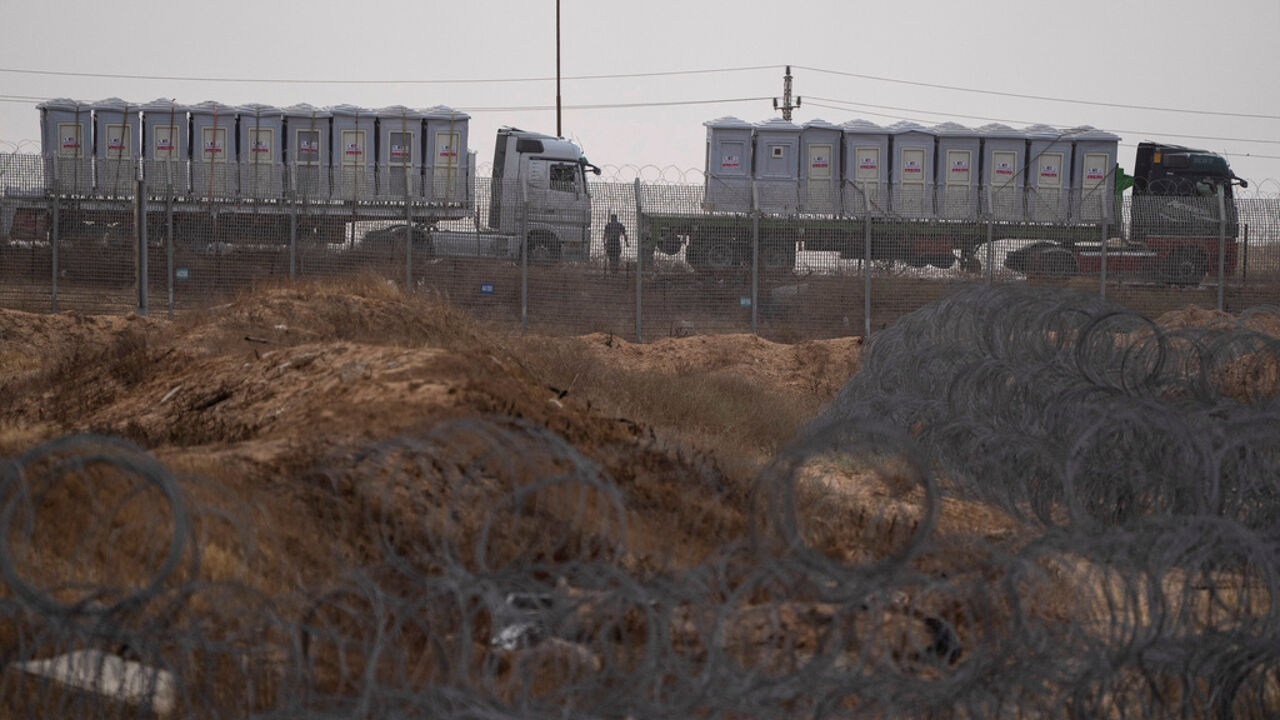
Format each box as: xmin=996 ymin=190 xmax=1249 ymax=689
xmin=2 ymin=153 xmax=1280 ymax=336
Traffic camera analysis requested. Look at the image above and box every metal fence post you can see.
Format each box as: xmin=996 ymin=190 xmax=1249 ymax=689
xmin=166 ymin=195 xmax=174 ymax=317
xmin=1099 ymin=220 xmax=1108 ymax=301
xmin=1217 ymin=184 xmax=1226 ymax=311
xmin=1099 ymin=191 xmax=1108 ymax=301
xmin=405 ymin=198 xmax=413 ymax=291
xmin=288 ymin=198 xmax=297 ymax=280
xmin=1242 ymin=224 xmax=1249 ymax=287
xmin=751 ymin=213 xmax=759 ymax=335
xmin=520 ymin=194 xmax=528 ymax=333
xmin=135 ymin=179 xmax=148 ymax=316
xmin=985 ymin=219 xmax=994 ymax=285
xmin=633 ymin=178 xmax=643 ymax=344
xmin=50 ymin=196 xmax=59 ymax=313
xmin=863 ymin=216 xmax=872 ymax=337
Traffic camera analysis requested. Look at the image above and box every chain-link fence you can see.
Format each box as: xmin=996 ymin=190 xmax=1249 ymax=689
xmin=3 ymin=153 xmax=1279 ymax=338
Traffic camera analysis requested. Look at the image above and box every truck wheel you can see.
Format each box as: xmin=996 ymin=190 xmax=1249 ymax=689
xmin=656 ymin=233 xmax=682 ymax=255
xmin=1162 ymin=247 xmax=1207 ymax=287
xmin=526 ymin=231 xmax=560 ymax=263
xmin=703 ymin=236 xmax=737 ymax=270
xmin=1032 ymin=248 xmax=1077 ymax=279
xmin=412 ymin=228 xmax=434 ymax=257
xmin=761 ymin=240 xmax=797 ymax=275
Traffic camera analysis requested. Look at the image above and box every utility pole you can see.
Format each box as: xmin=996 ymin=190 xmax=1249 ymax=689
xmin=556 ymin=0 xmax=562 ymax=137
xmin=773 ymin=65 xmax=801 ymax=120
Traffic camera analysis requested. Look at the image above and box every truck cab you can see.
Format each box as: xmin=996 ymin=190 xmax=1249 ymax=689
xmin=488 ymin=128 xmax=595 ymax=261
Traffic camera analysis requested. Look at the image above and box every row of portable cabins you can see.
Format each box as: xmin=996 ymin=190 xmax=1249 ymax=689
xmin=38 ymin=98 xmax=472 ymax=203
xmin=704 ymin=117 xmax=1121 ymax=223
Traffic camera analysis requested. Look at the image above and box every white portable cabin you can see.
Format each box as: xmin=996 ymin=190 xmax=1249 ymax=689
xmin=140 ymin=98 xmax=190 ymax=196
xmin=375 ymin=105 xmax=424 ymax=200
xmin=799 ymin=119 xmax=841 ymax=214
xmin=423 ymin=105 xmax=470 ymax=203
xmin=702 ymin=116 xmax=754 ymax=213
xmin=38 ymin=98 xmax=93 ymax=195
xmin=753 ymin=118 xmax=801 ymax=214
xmin=329 ymin=104 xmax=375 ymax=201
xmin=976 ymin=123 xmax=1026 ymax=221
xmin=283 ymin=103 xmax=331 ymax=200
xmin=90 ymin=98 xmax=138 ymax=197
xmin=190 ymin=101 xmax=238 ymax=199
xmin=1025 ymin=124 xmax=1071 ymax=222
xmin=1067 ymin=125 xmax=1120 ymax=222
xmin=842 ymin=119 xmax=889 ymax=215
xmin=238 ymin=103 xmax=284 ymax=199
xmin=932 ymin=122 xmax=980 ymax=219
xmin=887 ymin=121 xmax=937 ymax=218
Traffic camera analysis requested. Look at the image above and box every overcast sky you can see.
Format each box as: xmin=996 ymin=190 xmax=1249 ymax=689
xmin=2 ymin=0 xmax=1277 ymax=191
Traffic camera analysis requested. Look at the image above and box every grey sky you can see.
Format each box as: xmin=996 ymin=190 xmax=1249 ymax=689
xmin=2 ymin=0 xmax=1277 ymax=189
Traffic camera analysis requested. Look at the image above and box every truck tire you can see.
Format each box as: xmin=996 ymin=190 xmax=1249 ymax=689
xmin=526 ymin=230 xmax=560 ymax=263
xmin=761 ymin=240 xmax=797 ymax=275
xmin=1031 ymin=248 xmax=1077 ymax=279
xmin=656 ymin=233 xmax=681 ymax=256
xmin=1162 ymin=247 xmax=1207 ymax=287
xmin=704 ymin=237 xmax=737 ymax=269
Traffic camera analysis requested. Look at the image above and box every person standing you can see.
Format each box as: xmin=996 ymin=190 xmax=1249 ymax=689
xmin=603 ymin=213 xmax=628 ymax=275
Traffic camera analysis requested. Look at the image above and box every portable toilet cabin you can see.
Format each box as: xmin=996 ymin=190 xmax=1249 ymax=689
xmin=1067 ymin=126 xmax=1120 ymax=222
xmin=799 ymin=119 xmax=841 ymax=214
xmin=702 ymin=116 xmax=754 ymax=213
xmin=423 ymin=106 xmax=470 ymax=203
xmin=888 ymin=121 xmax=937 ymax=217
xmin=141 ymin=98 xmax=190 ymax=197
xmin=283 ymin=103 xmax=331 ymax=200
xmin=90 ymin=98 xmax=139 ymax=197
xmin=932 ymin=122 xmax=980 ymax=220
xmin=329 ymin=104 xmax=375 ymax=201
xmin=375 ymin=105 xmax=424 ymax=200
xmin=842 ymin=119 xmax=889 ymax=215
xmin=238 ymin=103 xmax=284 ymax=199
xmin=753 ymin=118 xmax=801 ymax=214
xmin=976 ymin=123 xmax=1026 ymax=221
xmin=38 ymin=98 xmax=93 ymax=195
xmin=1024 ymin=124 xmax=1071 ymax=222
xmin=190 ymin=101 xmax=238 ymax=199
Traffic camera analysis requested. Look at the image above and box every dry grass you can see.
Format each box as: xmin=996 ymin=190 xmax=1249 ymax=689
xmin=496 ymin=333 xmax=839 ymax=465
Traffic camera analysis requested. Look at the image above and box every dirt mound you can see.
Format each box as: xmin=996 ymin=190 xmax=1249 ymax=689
xmin=1156 ymin=304 xmax=1280 ymax=336
xmin=577 ymin=331 xmax=863 ymax=398
xmin=3 ymin=285 xmax=1278 ymax=717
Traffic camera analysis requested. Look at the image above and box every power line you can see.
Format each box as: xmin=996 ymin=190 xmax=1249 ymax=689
xmin=463 ymin=97 xmax=770 ymax=112
xmin=0 ymin=64 xmax=778 ymax=86
xmin=0 ymin=93 xmax=769 ymax=112
xmin=796 ymin=64 xmax=1280 ymax=121
xmin=805 ymin=98 xmax=1280 ymax=146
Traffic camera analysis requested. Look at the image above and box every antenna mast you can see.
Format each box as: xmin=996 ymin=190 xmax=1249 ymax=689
xmin=773 ymin=65 xmax=801 ymax=120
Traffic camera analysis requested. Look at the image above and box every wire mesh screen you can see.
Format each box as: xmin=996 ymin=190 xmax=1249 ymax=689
xmin=2 ymin=153 xmax=1280 ymax=339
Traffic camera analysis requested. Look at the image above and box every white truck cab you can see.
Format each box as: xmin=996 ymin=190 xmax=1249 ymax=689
xmin=488 ymin=128 xmax=596 ymax=261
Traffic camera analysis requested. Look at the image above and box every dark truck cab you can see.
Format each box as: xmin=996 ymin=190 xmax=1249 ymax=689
xmin=1008 ymin=142 xmax=1247 ymax=285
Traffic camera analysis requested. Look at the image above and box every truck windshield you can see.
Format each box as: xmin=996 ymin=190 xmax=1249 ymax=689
xmin=1148 ymin=174 xmax=1233 ymax=197
xmin=550 ymin=163 xmax=578 ymax=194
